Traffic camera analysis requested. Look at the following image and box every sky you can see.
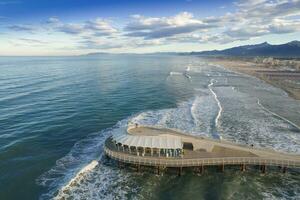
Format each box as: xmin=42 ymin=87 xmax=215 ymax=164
xmin=0 ymin=0 xmax=300 ymax=56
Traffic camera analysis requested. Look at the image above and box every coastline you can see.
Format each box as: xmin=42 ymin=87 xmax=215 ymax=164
xmin=205 ymin=57 xmax=300 ymax=100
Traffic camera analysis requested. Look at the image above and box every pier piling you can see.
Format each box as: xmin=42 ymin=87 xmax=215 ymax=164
xmin=240 ymin=164 xmax=246 ymax=172
xmin=137 ymin=164 xmax=141 ymax=172
xmin=156 ymin=166 xmax=160 ymax=175
xmin=220 ymin=164 xmax=225 ymax=172
xmin=282 ymin=166 xmax=287 ymax=173
xmin=178 ymin=167 xmax=182 ymax=176
xmin=200 ymin=165 xmax=204 ymax=174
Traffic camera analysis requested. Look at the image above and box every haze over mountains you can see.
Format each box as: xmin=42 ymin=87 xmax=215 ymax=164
xmin=189 ymin=41 xmax=300 ymax=57
xmin=85 ymin=41 xmax=300 ymax=57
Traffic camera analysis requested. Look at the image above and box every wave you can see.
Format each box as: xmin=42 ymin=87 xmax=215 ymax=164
xmin=169 ymin=70 xmax=191 ymax=79
xmin=257 ymin=98 xmax=300 ymax=131
xmin=208 ymin=79 xmax=223 ymax=138
xmin=190 ymin=97 xmax=200 ymax=126
xmin=37 ymin=119 xmax=132 ymax=200
xmin=169 ymin=72 xmax=182 ymax=76
xmin=54 ymin=160 xmax=99 ymax=200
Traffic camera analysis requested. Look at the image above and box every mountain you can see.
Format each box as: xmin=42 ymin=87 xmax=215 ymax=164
xmin=83 ymin=52 xmax=111 ymax=56
xmin=190 ymin=41 xmax=300 ymax=57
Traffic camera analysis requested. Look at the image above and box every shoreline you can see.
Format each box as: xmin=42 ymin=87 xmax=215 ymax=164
xmin=205 ymin=57 xmax=300 ymax=101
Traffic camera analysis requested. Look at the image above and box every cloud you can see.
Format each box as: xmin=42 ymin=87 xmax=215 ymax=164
xmin=63 ymin=1 xmax=300 ymax=50
xmin=79 ymin=39 xmax=123 ymax=50
xmin=9 ymin=38 xmax=48 ymax=47
xmin=237 ymin=0 xmax=300 ymax=18
xmin=57 ymin=23 xmax=84 ymax=34
xmin=268 ymin=18 xmax=300 ymax=34
xmin=225 ymin=27 xmax=269 ymax=39
xmin=84 ymin=19 xmax=117 ymax=35
xmin=125 ymin=12 xmax=218 ymax=39
xmin=162 ymin=0 xmax=300 ymax=44
xmin=0 ymin=1 xmax=21 ymax=5
xmin=47 ymin=17 xmax=118 ymax=36
xmin=46 ymin=17 xmax=60 ymax=24
xmin=18 ymin=38 xmax=47 ymax=44
xmin=4 ymin=0 xmax=300 ymax=53
xmin=8 ymin=24 xmax=34 ymax=31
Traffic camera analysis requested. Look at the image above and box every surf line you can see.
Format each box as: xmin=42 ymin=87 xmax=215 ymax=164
xmin=208 ymin=79 xmax=223 ymax=130
xmin=54 ymin=160 xmax=99 ymax=199
xmin=257 ymin=98 xmax=300 ymax=131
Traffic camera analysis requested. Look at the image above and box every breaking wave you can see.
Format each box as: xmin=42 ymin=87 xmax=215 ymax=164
xmin=208 ymin=80 xmax=222 ymax=128
xmin=169 ymin=72 xmax=182 ymax=76
xmin=37 ymin=119 xmax=136 ymax=200
xmin=257 ymin=98 xmax=300 ymax=131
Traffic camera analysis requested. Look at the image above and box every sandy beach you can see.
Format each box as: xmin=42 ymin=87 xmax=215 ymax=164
xmin=206 ymin=57 xmax=300 ymax=100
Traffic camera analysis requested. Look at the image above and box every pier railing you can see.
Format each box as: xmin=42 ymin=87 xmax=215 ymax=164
xmin=104 ymin=145 xmax=300 ymax=168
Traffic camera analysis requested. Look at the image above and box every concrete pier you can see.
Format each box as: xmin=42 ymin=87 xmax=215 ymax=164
xmin=105 ymin=126 xmax=300 ymax=173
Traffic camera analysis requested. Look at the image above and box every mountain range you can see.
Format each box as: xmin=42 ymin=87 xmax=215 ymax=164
xmin=189 ymin=41 xmax=300 ymax=57
xmin=83 ymin=41 xmax=300 ymax=57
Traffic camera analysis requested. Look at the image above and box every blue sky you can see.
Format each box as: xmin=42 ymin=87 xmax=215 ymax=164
xmin=0 ymin=0 xmax=300 ymax=55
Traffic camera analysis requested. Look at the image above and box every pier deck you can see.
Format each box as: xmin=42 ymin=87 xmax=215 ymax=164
xmin=104 ymin=126 xmax=300 ymax=169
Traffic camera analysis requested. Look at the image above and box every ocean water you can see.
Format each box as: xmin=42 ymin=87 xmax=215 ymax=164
xmin=0 ymin=55 xmax=299 ymax=200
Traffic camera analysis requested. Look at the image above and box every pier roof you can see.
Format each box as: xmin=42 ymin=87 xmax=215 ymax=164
xmin=112 ymin=133 xmax=182 ymax=149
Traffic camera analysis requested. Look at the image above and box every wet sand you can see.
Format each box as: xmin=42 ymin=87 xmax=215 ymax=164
xmin=206 ymin=58 xmax=300 ymax=100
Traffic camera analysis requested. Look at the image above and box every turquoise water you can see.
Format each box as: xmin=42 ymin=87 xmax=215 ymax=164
xmin=0 ymin=55 xmax=299 ymax=199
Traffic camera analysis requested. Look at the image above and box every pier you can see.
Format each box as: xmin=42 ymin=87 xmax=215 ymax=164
xmin=104 ymin=125 xmax=300 ymax=173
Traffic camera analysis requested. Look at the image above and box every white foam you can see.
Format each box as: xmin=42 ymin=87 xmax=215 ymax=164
xmin=54 ymin=160 xmax=99 ymax=200
xmin=257 ymin=98 xmax=300 ymax=131
xmin=208 ymin=79 xmax=223 ymax=130
xmin=169 ymin=72 xmax=182 ymax=75
xmin=37 ymin=119 xmax=132 ymax=200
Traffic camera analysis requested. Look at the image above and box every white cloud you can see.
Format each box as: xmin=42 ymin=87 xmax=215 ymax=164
xmin=123 ymin=0 xmax=300 ymax=45
xmin=3 ymin=0 xmax=300 ymax=54
xmin=125 ymin=12 xmax=217 ymax=39
xmin=47 ymin=17 xmax=118 ymax=36
xmin=8 ymin=24 xmax=35 ymax=31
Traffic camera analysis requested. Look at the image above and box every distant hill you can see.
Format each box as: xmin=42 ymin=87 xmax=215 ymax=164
xmin=189 ymin=41 xmax=300 ymax=57
xmin=83 ymin=52 xmax=111 ymax=56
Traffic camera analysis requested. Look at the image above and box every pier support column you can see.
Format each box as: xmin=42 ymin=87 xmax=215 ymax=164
xmin=261 ymin=165 xmax=266 ymax=174
xmin=220 ymin=164 xmax=225 ymax=172
xmin=178 ymin=167 xmax=182 ymax=176
xmin=155 ymin=166 xmax=160 ymax=175
xmin=240 ymin=164 xmax=246 ymax=172
xmin=137 ymin=164 xmax=141 ymax=172
xmin=282 ymin=166 xmax=287 ymax=173
xmin=200 ymin=165 xmax=204 ymax=174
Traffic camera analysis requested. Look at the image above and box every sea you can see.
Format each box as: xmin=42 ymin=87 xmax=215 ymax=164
xmin=0 ymin=55 xmax=299 ymax=200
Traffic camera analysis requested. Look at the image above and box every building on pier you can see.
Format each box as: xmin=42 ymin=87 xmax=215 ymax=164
xmin=112 ymin=131 xmax=183 ymax=157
